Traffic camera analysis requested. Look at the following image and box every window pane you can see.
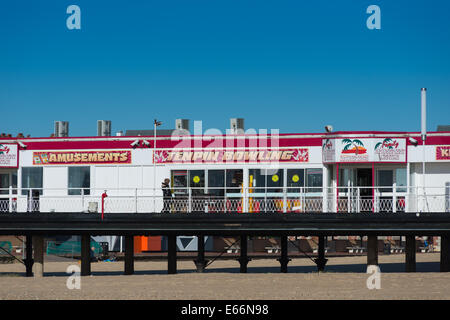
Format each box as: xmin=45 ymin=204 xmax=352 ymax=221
xmin=189 ymin=170 xmax=205 ymax=196
xmin=68 ymin=167 xmax=90 ymax=195
xmin=21 ymin=167 xmax=43 ymax=195
xmin=287 ymin=169 xmax=304 ymax=193
xmin=208 ymin=170 xmax=224 ymax=197
xmin=249 ymin=169 xmax=265 ymax=192
xmin=377 ymin=170 xmax=393 ymax=193
xmin=0 ymin=174 xmax=8 ymax=195
xmin=267 ymin=169 xmax=283 ymax=193
xmin=396 ymin=168 xmax=407 ymax=192
xmin=226 ymin=169 xmax=243 ymax=194
xmin=171 ymin=170 xmax=187 ymax=195
xmin=306 ymin=168 xmax=322 ymax=193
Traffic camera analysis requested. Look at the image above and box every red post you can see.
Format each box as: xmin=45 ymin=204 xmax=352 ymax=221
xmin=101 ymin=191 xmax=108 ymax=220
xmin=336 ymin=164 xmax=339 ymax=213
xmin=372 ymin=163 xmax=375 ymax=213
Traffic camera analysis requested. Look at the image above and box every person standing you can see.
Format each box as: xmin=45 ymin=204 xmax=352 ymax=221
xmin=162 ymin=178 xmax=172 ymax=213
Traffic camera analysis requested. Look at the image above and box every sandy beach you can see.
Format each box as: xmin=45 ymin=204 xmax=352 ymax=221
xmin=0 ymin=253 xmax=449 ymax=300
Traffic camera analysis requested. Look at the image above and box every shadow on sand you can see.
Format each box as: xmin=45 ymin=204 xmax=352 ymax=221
xmin=0 ymin=260 xmax=441 ymax=277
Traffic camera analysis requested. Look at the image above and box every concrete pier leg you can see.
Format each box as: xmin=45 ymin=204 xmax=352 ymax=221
xmin=194 ymin=235 xmax=208 ymax=272
xmin=168 ymin=235 xmax=177 ymax=274
xmin=405 ymin=235 xmax=416 ymax=272
xmin=314 ymin=236 xmax=328 ymax=272
xmin=32 ymin=236 xmax=44 ymax=277
xmin=81 ymin=235 xmax=91 ymax=276
xmin=124 ymin=235 xmax=134 ymax=275
xmin=277 ymin=236 xmax=291 ymax=273
xmin=24 ymin=235 xmax=34 ymax=277
xmin=367 ymin=235 xmax=378 ymax=266
xmin=238 ymin=235 xmax=251 ymax=273
xmin=440 ymin=235 xmax=450 ymax=272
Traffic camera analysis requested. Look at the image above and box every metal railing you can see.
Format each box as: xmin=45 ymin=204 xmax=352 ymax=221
xmin=0 ymin=186 xmax=449 ymax=214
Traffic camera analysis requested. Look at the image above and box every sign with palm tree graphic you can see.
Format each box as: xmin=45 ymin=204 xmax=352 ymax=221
xmin=0 ymin=143 xmax=18 ymax=168
xmin=342 ymin=139 xmax=367 ymax=155
xmin=323 ymin=138 xmax=406 ymax=163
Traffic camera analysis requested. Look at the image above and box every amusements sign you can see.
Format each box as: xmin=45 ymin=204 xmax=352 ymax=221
xmin=0 ymin=143 xmax=18 ymax=168
xmin=322 ymin=138 xmax=406 ymax=163
xmin=33 ymin=151 xmax=132 ymax=165
xmin=436 ymin=146 xmax=450 ymax=160
xmin=153 ymin=148 xmax=309 ymax=164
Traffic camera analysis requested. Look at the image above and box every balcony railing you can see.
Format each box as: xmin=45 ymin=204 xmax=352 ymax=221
xmin=0 ymin=187 xmax=449 ymax=214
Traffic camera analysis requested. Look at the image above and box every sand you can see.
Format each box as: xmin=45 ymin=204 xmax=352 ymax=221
xmin=0 ymin=253 xmax=449 ymax=300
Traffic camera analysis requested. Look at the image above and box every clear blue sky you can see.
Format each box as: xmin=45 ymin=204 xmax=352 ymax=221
xmin=1 ymin=0 xmax=449 ymax=137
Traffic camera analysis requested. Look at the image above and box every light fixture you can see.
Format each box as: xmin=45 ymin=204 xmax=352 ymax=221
xmin=409 ymin=137 xmax=418 ymax=146
xmin=130 ymin=139 xmax=140 ymax=148
xmin=154 ymin=119 xmax=162 ymax=127
xmin=325 ymin=125 xmax=333 ymax=133
xmin=18 ymin=141 xmax=27 ymax=149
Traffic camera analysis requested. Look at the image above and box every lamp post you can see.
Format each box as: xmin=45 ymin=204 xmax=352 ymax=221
xmin=153 ymin=119 xmax=162 ymax=212
xmin=421 ymin=88 xmax=427 ymax=213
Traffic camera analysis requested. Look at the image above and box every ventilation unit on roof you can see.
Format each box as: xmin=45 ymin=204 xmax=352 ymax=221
xmin=97 ymin=120 xmax=111 ymax=136
xmin=230 ymin=118 xmax=244 ymax=134
xmin=175 ymin=119 xmax=189 ymax=131
xmin=54 ymin=121 xmax=69 ymax=137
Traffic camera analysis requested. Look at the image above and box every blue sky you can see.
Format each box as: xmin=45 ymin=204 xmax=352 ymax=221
xmin=1 ymin=0 xmax=449 ymax=137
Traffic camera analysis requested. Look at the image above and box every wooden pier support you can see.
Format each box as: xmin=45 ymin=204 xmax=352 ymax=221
xmin=81 ymin=234 xmax=91 ymax=276
xmin=168 ymin=235 xmax=177 ymax=274
xmin=277 ymin=236 xmax=291 ymax=273
xmin=32 ymin=236 xmax=44 ymax=277
xmin=314 ymin=236 xmax=328 ymax=272
xmin=24 ymin=235 xmax=34 ymax=277
xmin=238 ymin=235 xmax=251 ymax=273
xmin=367 ymin=235 xmax=378 ymax=266
xmin=194 ymin=235 xmax=208 ymax=272
xmin=405 ymin=235 xmax=416 ymax=272
xmin=124 ymin=235 xmax=134 ymax=275
xmin=440 ymin=235 xmax=450 ymax=272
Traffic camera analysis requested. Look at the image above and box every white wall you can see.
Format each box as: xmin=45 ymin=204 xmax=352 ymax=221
xmin=43 ymin=167 xmax=67 ymax=196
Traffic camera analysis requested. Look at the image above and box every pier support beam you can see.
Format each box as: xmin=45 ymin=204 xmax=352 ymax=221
xmin=367 ymin=235 xmax=378 ymax=266
xmin=24 ymin=235 xmax=33 ymax=277
xmin=124 ymin=235 xmax=134 ymax=275
xmin=440 ymin=235 xmax=450 ymax=272
xmin=194 ymin=235 xmax=208 ymax=272
xmin=168 ymin=235 xmax=177 ymax=274
xmin=238 ymin=235 xmax=251 ymax=273
xmin=32 ymin=236 xmax=44 ymax=277
xmin=314 ymin=236 xmax=328 ymax=272
xmin=81 ymin=235 xmax=91 ymax=276
xmin=277 ymin=236 xmax=291 ymax=273
xmin=405 ymin=235 xmax=416 ymax=272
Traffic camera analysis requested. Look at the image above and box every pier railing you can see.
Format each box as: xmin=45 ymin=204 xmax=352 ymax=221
xmin=0 ymin=186 xmax=449 ymax=214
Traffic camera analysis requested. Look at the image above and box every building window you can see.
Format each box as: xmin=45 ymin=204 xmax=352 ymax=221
xmin=189 ymin=170 xmax=205 ymax=196
xmin=208 ymin=170 xmax=225 ymax=197
xmin=395 ymin=168 xmax=407 ymax=192
xmin=226 ymin=169 xmax=243 ymax=194
xmin=377 ymin=170 xmax=393 ymax=193
xmin=306 ymin=168 xmax=323 ymax=193
xmin=68 ymin=167 xmax=90 ymax=195
xmin=287 ymin=169 xmax=305 ymax=193
xmin=21 ymin=167 xmax=43 ymax=195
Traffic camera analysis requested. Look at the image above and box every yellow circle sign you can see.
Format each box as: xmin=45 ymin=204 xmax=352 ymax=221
xmin=193 ymin=176 xmax=200 ymax=183
xmin=292 ymin=174 xmax=299 ymax=183
xmin=272 ymin=174 xmax=279 ymax=182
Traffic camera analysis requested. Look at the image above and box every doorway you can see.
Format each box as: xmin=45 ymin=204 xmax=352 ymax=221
xmin=356 ymin=168 xmax=372 ymax=198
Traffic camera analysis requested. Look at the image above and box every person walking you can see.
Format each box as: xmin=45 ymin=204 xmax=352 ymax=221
xmin=162 ymin=178 xmax=172 ymax=213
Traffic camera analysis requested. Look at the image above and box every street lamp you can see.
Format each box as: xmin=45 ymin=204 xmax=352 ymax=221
xmin=153 ymin=119 xmax=162 ymax=212
xmin=421 ymin=88 xmax=427 ymax=212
